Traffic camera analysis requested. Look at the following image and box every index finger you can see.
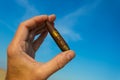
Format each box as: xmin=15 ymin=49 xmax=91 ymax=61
xmin=21 ymin=15 xmax=48 ymax=30
xmin=14 ymin=15 xmax=48 ymax=42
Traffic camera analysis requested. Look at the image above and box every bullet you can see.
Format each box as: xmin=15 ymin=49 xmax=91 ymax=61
xmin=46 ymin=21 xmax=70 ymax=51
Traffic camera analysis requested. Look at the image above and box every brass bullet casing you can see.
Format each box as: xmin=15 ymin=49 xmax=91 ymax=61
xmin=46 ymin=21 xmax=70 ymax=51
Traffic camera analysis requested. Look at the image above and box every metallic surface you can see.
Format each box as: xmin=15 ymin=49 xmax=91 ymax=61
xmin=46 ymin=21 xmax=70 ymax=51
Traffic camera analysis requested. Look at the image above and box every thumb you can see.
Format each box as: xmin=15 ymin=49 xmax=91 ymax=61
xmin=43 ymin=50 xmax=75 ymax=78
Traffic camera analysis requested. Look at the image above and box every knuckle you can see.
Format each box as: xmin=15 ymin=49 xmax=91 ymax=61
xmin=7 ymin=43 xmax=17 ymax=57
xmin=55 ymin=57 xmax=65 ymax=70
xmin=19 ymin=22 xmax=25 ymax=27
xmin=18 ymin=22 xmax=27 ymax=29
xmin=19 ymin=21 xmax=30 ymax=28
xmin=7 ymin=44 xmax=14 ymax=56
xmin=33 ymin=67 xmax=47 ymax=80
xmin=56 ymin=62 xmax=65 ymax=70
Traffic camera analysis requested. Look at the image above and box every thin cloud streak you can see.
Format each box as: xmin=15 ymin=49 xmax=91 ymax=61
xmin=15 ymin=0 xmax=39 ymax=21
xmin=56 ymin=27 xmax=81 ymax=41
xmin=61 ymin=0 xmax=101 ymax=22
xmin=15 ymin=0 xmax=102 ymax=41
xmin=56 ymin=0 xmax=101 ymax=41
xmin=0 ymin=20 xmax=15 ymax=33
xmin=12 ymin=0 xmax=101 ymax=55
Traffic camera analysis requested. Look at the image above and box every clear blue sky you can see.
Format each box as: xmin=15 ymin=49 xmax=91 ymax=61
xmin=0 ymin=0 xmax=120 ymax=80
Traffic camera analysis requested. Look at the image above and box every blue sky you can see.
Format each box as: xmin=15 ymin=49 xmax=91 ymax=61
xmin=0 ymin=0 xmax=120 ymax=80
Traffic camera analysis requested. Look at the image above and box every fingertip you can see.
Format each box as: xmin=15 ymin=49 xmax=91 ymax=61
xmin=50 ymin=14 xmax=56 ymax=18
xmin=48 ymin=14 xmax=56 ymax=22
xmin=68 ymin=50 xmax=76 ymax=58
xmin=62 ymin=50 xmax=76 ymax=60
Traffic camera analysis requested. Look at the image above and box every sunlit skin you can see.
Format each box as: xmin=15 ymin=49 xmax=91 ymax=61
xmin=6 ymin=14 xmax=75 ymax=80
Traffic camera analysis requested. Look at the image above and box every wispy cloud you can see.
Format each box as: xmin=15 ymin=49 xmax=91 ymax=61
xmin=0 ymin=20 xmax=15 ymax=33
xmin=56 ymin=0 xmax=101 ymax=41
xmin=15 ymin=0 xmax=40 ymax=21
xmin=12 ymin=0 xmax=101 ymax=55
xmin=36 ymin=0 xmax=102 ymax=55
xmin=56 ymin=27 xmax=81 ymax=41
xmin=15 ymin=0 xmax=101 ymax=42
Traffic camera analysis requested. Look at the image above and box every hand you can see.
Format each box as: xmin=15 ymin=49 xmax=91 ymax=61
xmin=6 ymin=15 xmax=75 ymax=80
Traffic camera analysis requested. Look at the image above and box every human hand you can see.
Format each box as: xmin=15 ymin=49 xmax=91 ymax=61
xmin=6 ymin=15 xmax=75 ymax=80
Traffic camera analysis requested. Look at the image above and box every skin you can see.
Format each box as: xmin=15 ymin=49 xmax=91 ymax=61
xmin=6 ymin=14 xmax=75 ymax=80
